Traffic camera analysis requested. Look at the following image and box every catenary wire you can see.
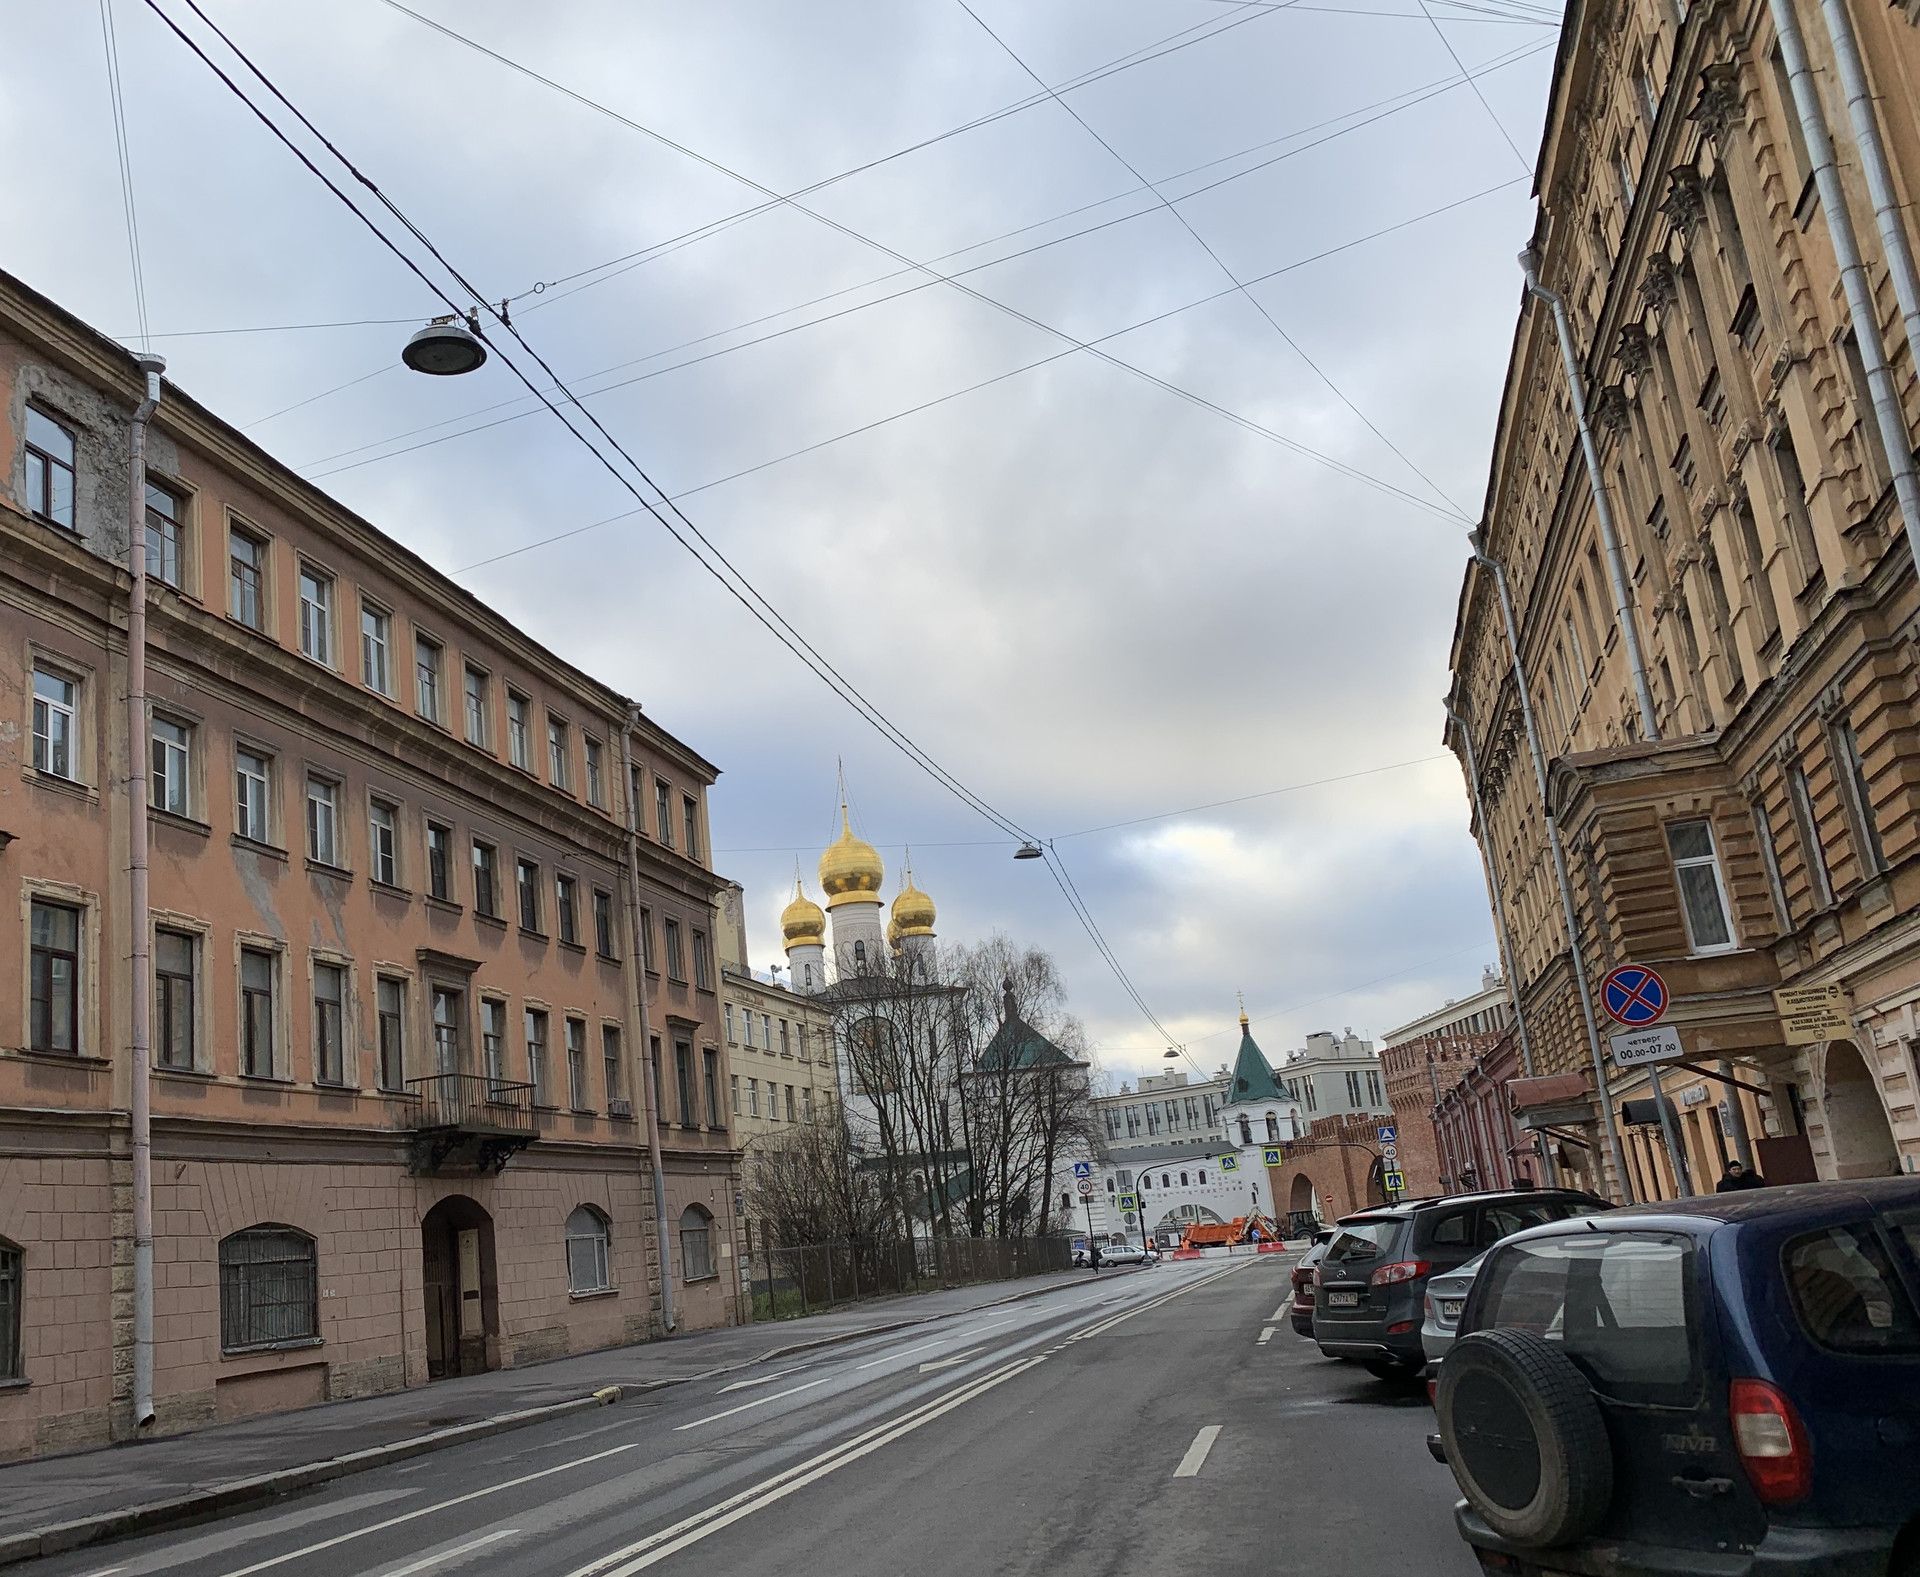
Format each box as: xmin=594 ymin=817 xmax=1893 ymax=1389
xmin=99 ymin=0 xmax=151 ymax=349
xmin=1418 ymin=0 xmax=1532 ymax=169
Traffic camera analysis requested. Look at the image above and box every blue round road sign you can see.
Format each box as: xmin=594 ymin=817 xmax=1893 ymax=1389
xmin=1602 ymin=964 xmax=1669 ymax=1026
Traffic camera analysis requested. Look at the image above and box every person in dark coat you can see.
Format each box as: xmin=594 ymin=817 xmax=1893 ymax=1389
xmin=1716 ymin=1159 xmax=1766 ymax=1192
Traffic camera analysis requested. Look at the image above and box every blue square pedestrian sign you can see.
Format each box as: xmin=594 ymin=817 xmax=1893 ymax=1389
xmin=1262 ymin=1145 xmax=1282 ymax=1166
xmin=1377 ymin=1124 xmax=1397 ymax=1144
xmin=1071 ymin=1160 xmax=1093 ymax=1179
xmin=1219 ymin=1153 xmax=1240 ymax=1172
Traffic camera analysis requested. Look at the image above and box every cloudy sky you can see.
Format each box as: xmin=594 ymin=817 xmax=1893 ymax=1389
xmin=4 ymin=0 xmax=1565 ymax=1083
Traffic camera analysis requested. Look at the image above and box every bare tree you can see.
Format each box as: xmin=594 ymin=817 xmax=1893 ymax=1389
xmin=744 ymin=1116 xmax=891 ymax=1246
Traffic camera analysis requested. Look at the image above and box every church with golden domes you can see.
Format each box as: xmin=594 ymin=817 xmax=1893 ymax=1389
xmin=780 ymin=802 xmax=940 ymax=992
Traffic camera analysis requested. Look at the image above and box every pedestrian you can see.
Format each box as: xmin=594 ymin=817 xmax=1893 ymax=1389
xmin=1715 ymin=1159 xmax=1766 ymax=1192
xmin=1088 ymin=1240 xmax=1103 ymax=1273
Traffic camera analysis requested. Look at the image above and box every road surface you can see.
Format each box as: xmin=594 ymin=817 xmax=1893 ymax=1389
xmin=17 ymin=1257 xmax=1476 ymax=1577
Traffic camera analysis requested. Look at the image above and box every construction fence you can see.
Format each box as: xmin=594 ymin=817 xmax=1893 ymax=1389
xmin=739 ymin=1227 xmax=1074 ymax=1322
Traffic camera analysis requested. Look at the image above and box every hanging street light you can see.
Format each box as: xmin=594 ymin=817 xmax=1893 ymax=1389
xmin=1013 ymin=842 xmax=1043 ymax=860
xmin=402 ymin=312 xmax=488 ymax=376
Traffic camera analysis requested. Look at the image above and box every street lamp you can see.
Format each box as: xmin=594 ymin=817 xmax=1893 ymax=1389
xmin=402 ymin=314 xmax=488 ymax=376
xmin=1013 ymin=842 xmax=1043 ymax=861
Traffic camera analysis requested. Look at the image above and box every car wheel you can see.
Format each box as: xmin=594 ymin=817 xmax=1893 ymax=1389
xmin=1436 ymin=1329 xmax=1612 ymax=1548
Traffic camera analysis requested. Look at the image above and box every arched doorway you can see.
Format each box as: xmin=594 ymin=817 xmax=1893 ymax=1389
xmin=1823 ymin=1040 xmax=1900 ymax=1180
xmin=422 ymin=1195 xmax=499 ymax=1379
xmin=1288 ymin=1173 xmax=1315 ymax=1216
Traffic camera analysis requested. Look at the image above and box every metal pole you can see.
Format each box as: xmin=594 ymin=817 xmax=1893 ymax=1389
xmin=1771 ymin=0 xmax=1920 ymax=556
xmin=1083 ymin=1196 xmax=1097 ymax=1270
xmin=617 ymin=718 xmax=674 ymax=1333
xmin=1719 ymin=1061 xmax=1756 ymax=1170
xmin=1518 ymin=250 xmax=1660 ymax=741
xmin=1444 ymin=706 xmax=1559 ymax=1187
xmin=127 ymin=352 xmax=164 ymax=1431
xmin=1651 ymin=1069 xmax=1695 ymax=1197
xmin=1469 ymin=540 xmax=1634 ymax=1202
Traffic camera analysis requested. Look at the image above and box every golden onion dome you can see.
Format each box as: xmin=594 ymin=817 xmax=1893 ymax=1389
xmin=780 ymin=877 xmax=826 ymax=950
xmin=890 ymin=869 xmax=936 ymax=939
xmin=819 ymin=803 xmax=884 ymax=908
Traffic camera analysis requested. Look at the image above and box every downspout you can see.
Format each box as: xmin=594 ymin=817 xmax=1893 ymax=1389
xmin=618 ymin=716 xmax=674 ymax=1333
xmin=1770 ymin=0 xmax=1920 ymax=556
xmin=127 ymin=351 xmax=165 ymax=1429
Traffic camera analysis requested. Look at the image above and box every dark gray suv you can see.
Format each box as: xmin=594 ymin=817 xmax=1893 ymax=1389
xmin=1313 ymin=1187 xmax=1610 ymax=1380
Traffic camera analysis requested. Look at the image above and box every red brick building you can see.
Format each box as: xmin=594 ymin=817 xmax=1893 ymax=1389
xmin=1377 ymin=971 xmax=1515 ymax=1195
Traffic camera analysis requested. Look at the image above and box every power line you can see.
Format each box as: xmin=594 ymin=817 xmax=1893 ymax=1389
xmin=1418 ymin=0 xmax=1532 ymax=170
xmin=98 ymin=0 xmax=151 ymax=349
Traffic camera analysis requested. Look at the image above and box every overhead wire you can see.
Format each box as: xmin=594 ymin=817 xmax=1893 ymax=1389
xmin=1418 ymin=0 xmax=1533 ymax=169
xmin=98 ymin=0 xmax=151 ymax=349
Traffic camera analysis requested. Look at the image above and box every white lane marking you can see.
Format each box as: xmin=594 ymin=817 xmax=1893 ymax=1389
xmin=673 ymin=1375 xmax=835 ymax=1431
xmin=720 ymin=1362 xmax=815 ymax=1393
xmin=76 ymin=1568 xmax=123 ymax=1577
xmin=1257 ymin=1326 xmax=1275 ymax=1345
xmin=849 ymin=1314 xmax=1021 ymax=1371
xmin=571 ymin=1357 xmax=1048 ymax=1577
xmin=203 ymin=1443 xmax=636 ymax=1577
xmin=918 ymin=1346 xmax=984 ymax=1373
xmin=91 ymin=1489 xmax=422 ymax=1577
xmin=1174 ymin=1425 xmax=1222 ymax=1478
xmin=372 ymin=1530 xmax=518 ymax=1577
xmin=1066 ymin=1263 xmax=1246 ymax=1342
xmin=1272 ymin=1305 xmax=1289 ymax=1321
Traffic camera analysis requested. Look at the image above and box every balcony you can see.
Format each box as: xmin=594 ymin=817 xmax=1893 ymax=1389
xmin=403 ymin=1073 xmax=539 ymax=1176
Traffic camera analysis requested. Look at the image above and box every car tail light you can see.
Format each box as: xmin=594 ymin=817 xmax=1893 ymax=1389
xmin=1423 ymin=1293 xmax=1436 ymax=1323
xmin=1369 ymin=1259 xmax=1431 ymax=1287
xmin=1387 ymin=1320 xmax=1416 ymax=1335
xmin=1730 ymin=1378 xmax=1812 ymax=1505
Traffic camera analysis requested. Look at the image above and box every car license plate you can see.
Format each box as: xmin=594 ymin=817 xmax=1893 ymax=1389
xmin=1441 ymin=1299 xmax=1464 ymax=1320
xmin=1327 ymin=1290 xmax=1360 ymax=1308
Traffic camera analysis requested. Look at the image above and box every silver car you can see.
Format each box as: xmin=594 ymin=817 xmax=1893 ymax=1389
xmin=1419 ymin=1251 xmax=1485 ymax=1365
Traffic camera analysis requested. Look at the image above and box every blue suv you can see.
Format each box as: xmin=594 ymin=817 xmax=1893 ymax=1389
xmin=1432 ymin=1178 xmax=1920 ymax=1575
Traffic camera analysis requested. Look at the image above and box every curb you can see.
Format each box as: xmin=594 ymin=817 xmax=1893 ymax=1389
xmin=0 ymin=1269 xmax=1123 ymax=1568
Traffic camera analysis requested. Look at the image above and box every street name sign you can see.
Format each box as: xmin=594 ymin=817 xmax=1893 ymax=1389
xmin=1610 ymin=1024 xmax=1686 ymax=1068
xmin=1773 ymin=983 xmax=1851 ymax=1045
xmin=1602 ymin=964 xmax=1669 ymax=1026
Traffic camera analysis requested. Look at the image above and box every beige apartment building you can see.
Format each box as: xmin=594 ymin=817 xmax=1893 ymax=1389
xmin=1447 ymin=0 xmax=1920 ymax=1199
xmin=714 ymin=882 xmax=838 ymax=1161
xmin=0 ymin=269 xmax=741 ymax=1459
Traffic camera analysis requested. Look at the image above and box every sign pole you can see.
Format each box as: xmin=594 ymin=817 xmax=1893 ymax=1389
xmin=1083 ymin=1196 xmax=1098 ymax=1270
xmin=1651 ymin=1066 xmax=1694 ymax=1197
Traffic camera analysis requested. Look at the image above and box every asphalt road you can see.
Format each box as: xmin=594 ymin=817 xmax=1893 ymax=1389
xmin=18 ymin=1257 xmax=1478 ymax=1577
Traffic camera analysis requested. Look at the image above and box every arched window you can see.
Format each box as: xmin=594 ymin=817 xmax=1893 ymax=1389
xmin=0 ymin=1237 xmax=21 ymax=1380
xmin=680 ymin=1205 xmax=715 ymax=1281
xmin=1161 ymin=1173 xmax=1171 ymax=1189
xmin=1198 ymin=1169 xmax=1208 ymax=1184
xmin=566 ymin=1206 xmax=612 ymax=1294
xmin=1237 ymin=1116 xmax=1252 ymax=1146
xmin=218 ymin=1226 xmax=317 ymax=1351
xmin=1265 ymin=1113 xmax=1280 ymax=1142
xmin=1180 ymin=1171 xmax=1189 ymax=1186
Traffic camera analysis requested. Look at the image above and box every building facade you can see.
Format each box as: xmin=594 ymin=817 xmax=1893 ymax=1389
xmin=1272 ymin=1029 xmax=1390 ymax=1126
xmin=714 ymin=882 xmax=839 ymax=1153
xmin=0 ymin=270 xmax=740 ymax=1460
xmin=1378 ymin=971 xmax=1515 ymax=1195
xmin=1447 ymin=0 xmax=1920 ymax=1199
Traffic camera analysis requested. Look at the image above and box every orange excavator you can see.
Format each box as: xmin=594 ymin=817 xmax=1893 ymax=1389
xmin=1176 ymin=1212 xmax=1282 ymax=1252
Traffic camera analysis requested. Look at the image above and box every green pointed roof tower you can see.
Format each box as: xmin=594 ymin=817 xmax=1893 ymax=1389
xmin=1226 ymin=994 xmax=1286 ymax=1104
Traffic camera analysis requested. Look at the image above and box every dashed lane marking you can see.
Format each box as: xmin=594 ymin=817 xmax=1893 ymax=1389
xmin=1173 ymin=1425 xmax=1221 ymax=1479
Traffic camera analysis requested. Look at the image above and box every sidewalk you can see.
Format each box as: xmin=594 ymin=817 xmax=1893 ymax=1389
xmin=0 ymin=1266 xmax=1115 ymax=1566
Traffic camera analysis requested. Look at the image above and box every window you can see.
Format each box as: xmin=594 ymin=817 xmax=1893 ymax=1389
xmin=426 ymin=820 xmax=452 ymax=900
xmin=1673 ymin=435 xmax=1695 ymax=489
xmin=731 ymin=1072 xmax=742 ymax=1114
xmin=567 ymin=1019 xmax=588 ymax=1109
xmin=693 ymin=930 xmax=712 ymax=989
xmin=313 ymin=962 xmax=346 ymax=1084
xmin=1346 ymin=1071 xmax=1362 ymax=1106
xmin=656 ymin=780 xmax=674 ymax=847
xmin=1613 ymin=138 xmax=1636 ymax=209
xmin=556 ymin=875 xmax=579 ymax=946
xmin=585 ymin=738 xmax=605 ymax=807
xmin=240 ymin=947 xmax=276 ymax=1076
xmin=1831 ymin=718 xmax=1887 ymax=876
xmin=1367 ymin=1070 xmax=1382 ymax=1105
xmin=361 ymin=603 xmax=392 ymax=695
xmin=305 ymin=776 xmax=340 ymax=867
xmin=1635 ymin=47 xmax=1658 ymax=124
xmin=639 ymin=907 xmax=654 ymax=971
xmin=219 ymin=1228 xmax=318 ymax=1350
xmin=155 ymin=928 xmax=196 ymax=1070
xmin=236 ymin=747 xmax=271 ymax=842
xmin=482 ymin=999 xmax=507 ymax=1090
xmin=472 ymin=840 xmax=499 ymax=917
xmin=433 ymin=986 xmax=462 ymax=1074
xmin=761 ymin=1013 xmax=773 ymax=1049
xmin=298 ymin=567 xmax=334 ymax=666
xmin=0 ymin=1240 xmax=18 ymax=1381
xmin=665 ymin=918 xmax=684 ymax=980
xmin=229 ymin=527 xmax=266 ymax=630
xmin=547 ymin=715 xmax=571 ymax=789
xmin=31 ymin=666 xmax=77 ymax=779
xmin=704 ymin=1048 xmax=722 ymax=1126
xmin=517 ymin=858 xmax=542 ymax=932
xmin=650 ymin=1035 xmax=664 ymax=1125
xmin=463 ymin=665 xmax=490 ymax=747
xmin=780 ymin=1020 xmax=791 ymax=1056
xmin=1237 ymin=1116 xmax=1252 ymax=1145
xmin=1266 ymin=1112 xmax=1280 ymax=1142
xmin=725 ymin=1004 xmax=736 ymax=1043
xmin=1769 ymin=47 xmax=1814 ymax=199
xmin=526 ymin=1008 xmax=549 ymax=1102
xmin=1788 ymin=761 xmax=1833 ymax=908
xmin=369 ymin=799 xmax=399 ymax=886
xmin=24 ymin=406 xmax=76 ymax=528
xmin=603 ymin=1025 xmax=624 ymax=1106
xmin=1754 ymin=801 xmax=1791 ymax=928
xmin=145 ymin=481 xmax=184 ymax=587
xmin=594 ymin=889 xmax=616 ymax=958
xmin=748 ymin=1076 xmax=761 ymax=1116
xmin=680 ymin=1205 xmax=715 ymax=1281
xmin=507 ymin=691 xmax=532 ymax=770
xmin=151 ymin=716 xmax=191 ymax=816
xmin=785 ymin=1085 xmax=797 ymax=1122
xmin=28 ymin=900 xmax=81 ymax=1055
xmin=415 ymin=635 xmax=443 ymax=724
xmin=1784 ymin=1223 xmax=1920 ymax=1354
xmin=682 ymin=795 xmax=700 ymax=860
xmin=675 ymin=1040 xmax=696 ymax=1125
xmin=376 ymin=977 xmax=405 ymax=1090
xmin=1666 ymin=820 xmax=1736 ymax=953
xmin=566 ymin=1207 xmax=612 ymax=1294
xmin=802 ymin=1087 xmax=814 ymax=1121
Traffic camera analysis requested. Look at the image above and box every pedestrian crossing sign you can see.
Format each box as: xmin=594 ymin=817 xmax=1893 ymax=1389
xmin=1262 ymin=1145 xmax=1282 ymax=1166
xmin=1117 ymin=1192 xmax=1138 ymax=1211
xmin=1383 ymin=1169 xmax=1406 ymax=1193
xmin=1219 ymin=1154 xmax=1240 ymax=1172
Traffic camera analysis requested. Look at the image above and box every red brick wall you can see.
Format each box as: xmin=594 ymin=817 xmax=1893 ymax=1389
xmin=1379 ymin=1034 xmax=1503 ymax=1196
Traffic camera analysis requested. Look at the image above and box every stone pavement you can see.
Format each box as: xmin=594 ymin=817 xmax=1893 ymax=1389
xmin=0 ymin=1265 xmax=1115 ymax=1559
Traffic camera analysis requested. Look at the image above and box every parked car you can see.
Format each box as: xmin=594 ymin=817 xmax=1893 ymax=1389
xmin=1419 ymin=1251 xmax=1486 ymax=1366
xmin=1433 ymin=1178 xmax=1920 ymax=1576
xmin=1087 ymin=1241 xmax=1149 ymax=1267
xmin=1291 ymin=1228 xmax=1337 ymax=1338
xmin=1313 ymin=1187 xmax=1610 ymax=1381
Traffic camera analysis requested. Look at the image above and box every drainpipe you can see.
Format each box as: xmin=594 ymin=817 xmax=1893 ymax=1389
xmin=618 ymin=716 xmax=674 ymax=1333
xmin=1770 ymin=0 xmax=1920 ymax=558
xmin=1518 ymin=248 xmax=1661 ymax=742
xmin=127 ymin=351 xmax=165 ymax=1429
xmin=1468 ymin=534 xmax=1635 ymax=1201
xmin=1445 ymin=702 xmax=1559 ymax=1186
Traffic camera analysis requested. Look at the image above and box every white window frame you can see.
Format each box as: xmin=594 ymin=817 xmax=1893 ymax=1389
xmin=507 ymin=691 xmax=532 ymax=770
xmin=566 ymin=1018 xmax=588 ymax=1110
xmin=312 ymin=957 xmax=350 ymax=1086
xmin=375 ymin=973 xmax=408 ymax=1091
xmin=151 ymin=714 xmax=192 ymax=817
xmin=547 ymin=714 xmax=571 ymax=790
xmin=566 ymin=1206 xmax=613 ymax=1295
xmin=31 ymin=663 xmax=80 ymax=781
xmin=585 ymin=737 xmax=605 ymax=807
xmin=482 ymin=996 xmax=508 ymax=1090
xmin=235 ymin=745 xmax=273 ymax=843
xmin=228 ymin=520 xmax=269 ymax=632
xmin=361 ymin=600 xmax=392 ymax=696
xmin=369 ymin=797 xmax=400 ymax=887
xmin=1666 ymin=818 xmax=1739 ymax=955
xmin=298 ymin=565 xmax=335 ymax=667
xmin=463 ymin=663 xmax=491 ymax=748
xmin=236 ymin=937 xmax=285 ymax=1079
xmin=306 ymin=774 xmax=342 ymax=868
xmin=415 ymin=632 xmax=444 ymax=725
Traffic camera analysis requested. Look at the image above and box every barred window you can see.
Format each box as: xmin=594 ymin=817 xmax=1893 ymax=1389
xmin=218 ymin=1226 xmax=317 ymax=1350
xmin=0 ymin=1239 xmax=20 ymax=1380
xmin=566 ymin=1206 xmax=612 ymax=1294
